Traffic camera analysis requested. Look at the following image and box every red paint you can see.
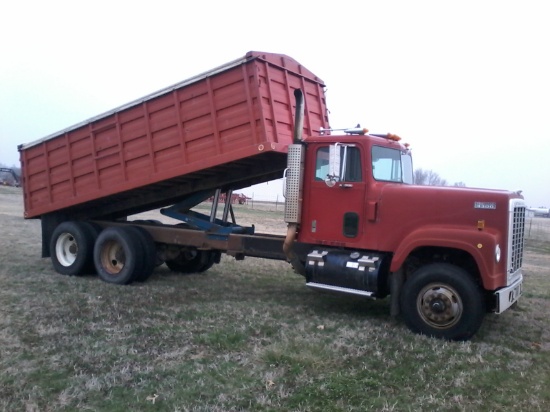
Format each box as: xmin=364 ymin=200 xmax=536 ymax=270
xmin=298 ymin=135 xmax=521 ymax=290
xmin=19 ymin=52 xmax=328 ymax=218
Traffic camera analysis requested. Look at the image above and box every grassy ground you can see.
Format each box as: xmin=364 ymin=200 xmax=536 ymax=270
xmin=1 ymin=185 xmax=549 ymax=411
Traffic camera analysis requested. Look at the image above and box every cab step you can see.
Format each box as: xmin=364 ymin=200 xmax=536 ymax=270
xmin=306 ymin=282 xmax=375 ymax=298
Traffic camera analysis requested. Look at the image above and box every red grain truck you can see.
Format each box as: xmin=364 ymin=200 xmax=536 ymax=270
xmin=18 ymin=51 xmax=526 ymax=340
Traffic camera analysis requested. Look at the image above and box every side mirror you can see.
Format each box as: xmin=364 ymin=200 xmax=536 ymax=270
xmin=325 ymin=144 xmax=342 ymax=187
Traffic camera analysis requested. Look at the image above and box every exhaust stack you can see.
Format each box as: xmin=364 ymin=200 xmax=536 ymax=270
xmin=293 ymin=89 xmax=304 ymax=143
xmin=283 ymin=89 xmax=306 ymax=275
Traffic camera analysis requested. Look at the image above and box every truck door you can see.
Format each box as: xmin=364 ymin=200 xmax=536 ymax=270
xmin=301 ymin=144 xmax=366 ymax=246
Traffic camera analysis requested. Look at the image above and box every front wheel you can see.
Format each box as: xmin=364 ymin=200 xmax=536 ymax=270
xmin=400 ymin=263 xmax=485 ymax=341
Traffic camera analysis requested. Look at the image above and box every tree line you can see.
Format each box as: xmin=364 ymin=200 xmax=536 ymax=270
xmin=414 ymin=168 xmax=466 ymax=187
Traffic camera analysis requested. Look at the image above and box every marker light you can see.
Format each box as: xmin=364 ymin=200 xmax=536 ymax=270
xmin=387 ymin=133 xmax=401 ymax=141
xmin=477 ymin=220 xmax=485 ymax=230
xmin=495 ymin=244 xmax=501 ymax=263
xmin=344 ymin=127 xmax=369 ymax=135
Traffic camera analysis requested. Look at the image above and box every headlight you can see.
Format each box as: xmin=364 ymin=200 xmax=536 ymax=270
xmin=495 ymin=244 xmax=501 ymax=263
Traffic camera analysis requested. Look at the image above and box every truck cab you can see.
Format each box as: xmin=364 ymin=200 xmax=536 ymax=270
xmin=285 ymin=128 xmax=525 ymax=340
xmin=299 ymin=131 xmax=412 ymax=248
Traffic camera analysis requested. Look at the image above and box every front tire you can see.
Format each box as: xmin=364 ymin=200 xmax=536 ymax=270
xmin=400 ymin=263 xmax=485 ymax=341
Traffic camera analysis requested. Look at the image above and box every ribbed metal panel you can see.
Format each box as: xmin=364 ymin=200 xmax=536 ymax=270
xmin=284 ymin=144 xmax=305 ymax=223
xmin=19 ymin=52 xmax=329 ymax=219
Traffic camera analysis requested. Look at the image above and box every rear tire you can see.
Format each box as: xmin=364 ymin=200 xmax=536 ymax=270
xmin=82 ymin=222 xmax=102 ymax=274
xmin=400 ymin=263 xmax=485 ymax=341
xmin=165 ymin=249 xmax=218 ymax=274
xmin=93 ymin=226 xmax=143 ymax=285
xmin=130 ymin=220 xmax=164 ymax=267
xmin=50 ymin=221 xmax=96 ymax=276
xmin=124 ymin=225 xmax=156 ymax=282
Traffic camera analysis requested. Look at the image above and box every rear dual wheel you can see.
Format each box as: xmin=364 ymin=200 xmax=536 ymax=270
xmin=165 ymin=249 xmax=218 ymax=274
xmin=124 ymin=226 xmax=156 ymax=282
xmin=93 ymin=226 xmax=156 ymax=285
xmin=50 ymin=221 xmax=100 ymax=276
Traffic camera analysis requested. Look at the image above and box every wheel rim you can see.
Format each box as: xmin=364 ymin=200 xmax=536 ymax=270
xmin=100 ymin=240 xmax=126 ymax=276
xmin=55 ymin=232 xmax=78 ymax=267
xmin=417 ymin=283 xmax=463 ymax=329
xmin=182 ymin=250 xmax=198 ymax=261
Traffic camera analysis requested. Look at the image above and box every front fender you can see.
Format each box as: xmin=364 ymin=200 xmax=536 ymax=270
xmin=390 ymin=225 xmax=502 ymax=289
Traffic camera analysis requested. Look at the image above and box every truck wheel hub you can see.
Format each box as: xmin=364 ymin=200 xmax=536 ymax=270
xmin=56 ymin=233 xmax=78 ymax=266
xmin=430 ymin=300 xmax=446 ymax=313
xmin=417 ymin=285 xmax=462 ymax=328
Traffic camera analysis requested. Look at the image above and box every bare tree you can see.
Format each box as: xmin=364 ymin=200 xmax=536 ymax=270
xmin=413 ymin=169 xmax=427 ymax=185
xmin=414 ymin=168 xmax=448 ymax=186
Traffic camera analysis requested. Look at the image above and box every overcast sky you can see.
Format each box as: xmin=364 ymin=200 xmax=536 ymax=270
xmin=1 ymin=0 xmax=548 ymax=206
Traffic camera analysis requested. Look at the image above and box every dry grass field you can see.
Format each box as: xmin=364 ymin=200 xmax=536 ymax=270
xmin=1 ymin=185 xmax=549 ymax=411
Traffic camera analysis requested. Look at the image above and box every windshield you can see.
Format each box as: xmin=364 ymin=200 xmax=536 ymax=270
xmin=372 ymin=146 xmax=413 ymax=184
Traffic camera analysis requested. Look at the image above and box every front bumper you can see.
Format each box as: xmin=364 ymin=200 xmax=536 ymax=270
xmin=494 ymin=274 xmax=523 ymax=314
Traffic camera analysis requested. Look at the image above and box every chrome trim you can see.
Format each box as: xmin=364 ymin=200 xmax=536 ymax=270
xmin=306 ymin=282 xmax=374 ymax=298
xmin=495 ymin=275 xmax=523 ymax=313
xmin=506 ymin=199 xmax=526 ymax=284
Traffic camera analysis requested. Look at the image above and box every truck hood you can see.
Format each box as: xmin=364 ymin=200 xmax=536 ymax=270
xmin=372 ymin=183 xmax=521 ymax=252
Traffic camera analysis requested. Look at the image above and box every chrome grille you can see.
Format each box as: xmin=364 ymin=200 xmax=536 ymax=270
xmin=508 ymin=200 xmax=526 ymax=278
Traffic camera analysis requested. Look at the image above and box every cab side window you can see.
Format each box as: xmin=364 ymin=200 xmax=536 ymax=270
xmin=315 ymin=146 xmax=362 ymax=182
xmin=344 ymin=147 xmax=362 ymax=182
xmin=315 ymin=147 xmax=330 ymax=180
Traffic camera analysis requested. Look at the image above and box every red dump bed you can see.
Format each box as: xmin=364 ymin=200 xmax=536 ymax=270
xmin=19 ymin=51 xmax=328 ymax=219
